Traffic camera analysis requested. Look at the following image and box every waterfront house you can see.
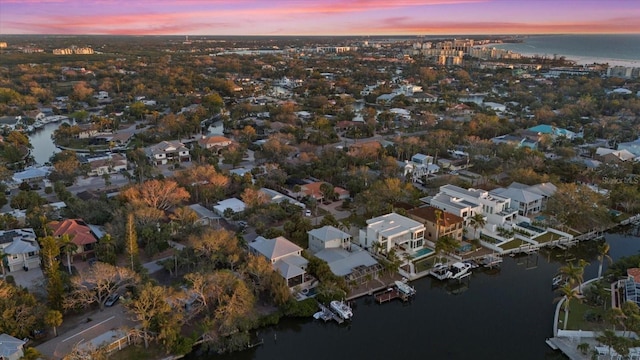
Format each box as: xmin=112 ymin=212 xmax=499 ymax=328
xmin=144 ymin=140 xmax=191 ymax=165
xmin=309 ymin=226 xmax=381 ymax=284
xmin=0 ymin=333 xmax=26 ymax=360
xmin=407 ymin=206 xmax=464 ymax=244
xmin=428 ymin=184 xmax=518 ymax=235
xmin=0 ymin=228 xmax=40 ymax=272
xmin=48 ymin=219 xmax=99 ymax=257
xmin=359 ymin=212 xmax=425 ymax=254
xmin=618 ymin=138 xmax=640 ymax=157
xmin=490 ymin=186 xmax=544 ymax=217
xmin=248 ymin=236 xmax=309 ymax=288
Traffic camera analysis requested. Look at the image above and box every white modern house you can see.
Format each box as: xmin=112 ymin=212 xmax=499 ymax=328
xmin=428 ymin=184 xmax=519 ymax=234
xmin=248 ymin=236 xmax=309 ymax=289
xmin=144 ymin=140 xmax=191 ymax=165
xmin=359 ymin=212 xmax=425 ymax=254
xmin=0 ymin=228 xmax=40 ymax=272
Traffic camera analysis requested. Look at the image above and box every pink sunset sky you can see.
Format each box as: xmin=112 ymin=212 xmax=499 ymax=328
xmin=1 ymin=0 xmax=640 ymax=36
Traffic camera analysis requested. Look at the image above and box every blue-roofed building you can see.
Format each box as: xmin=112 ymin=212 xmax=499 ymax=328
xmin=528 ymin=124 xmax=580 ymax=140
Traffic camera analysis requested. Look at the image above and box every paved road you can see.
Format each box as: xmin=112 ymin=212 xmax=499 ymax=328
xmin=36 ymin=304 xmax=136 ymax=360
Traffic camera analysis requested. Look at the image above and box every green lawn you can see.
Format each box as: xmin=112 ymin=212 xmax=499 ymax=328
xmin=561 ymin=300 xmax=609 ymax=331
xmin=533 ymin=232 xmax=558 ymax=244
xmin=414 ymin=257 xmax=438 ymax=273
xmin=499 ymin=240 xmax=526 ymax=251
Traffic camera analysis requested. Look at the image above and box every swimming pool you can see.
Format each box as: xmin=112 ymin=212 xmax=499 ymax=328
xmin=412 ymin=247 xmax=434 ymax=259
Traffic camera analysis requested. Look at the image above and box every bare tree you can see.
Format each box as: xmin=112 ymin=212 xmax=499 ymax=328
xmin=65 ymin=262 xmax=139 ymax=311
xmin=125 ymin=283 xmax=173 ymax=349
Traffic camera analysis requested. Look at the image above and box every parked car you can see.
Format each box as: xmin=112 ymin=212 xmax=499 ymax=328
xmin=105 ymin=293 xmax=119 ymax=307
xmin=304 ymin=209 xmax=312 ymax=217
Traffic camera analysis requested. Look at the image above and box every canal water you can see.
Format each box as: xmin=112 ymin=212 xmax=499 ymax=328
xmin=188 ymin=227 xmax=640 ymax=360
xmin=28 ymin=120 xmax=74 ymax=165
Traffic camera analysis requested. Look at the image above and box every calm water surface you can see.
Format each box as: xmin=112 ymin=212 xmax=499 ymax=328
xmin=188 ymin=227 xmax=640 ymax=360
xmin=28 ymin=121 xmax=73 ymax=165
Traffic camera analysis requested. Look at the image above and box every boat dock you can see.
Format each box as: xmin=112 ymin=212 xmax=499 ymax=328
xmin=317 ymin=303 xmax=344 ymax=324
xmin=374 ymin=288 xmax=410 ymax=304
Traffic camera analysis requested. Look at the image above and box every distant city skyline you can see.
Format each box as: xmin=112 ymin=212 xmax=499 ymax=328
xmin=1 ymin=0 xmax=640 ymax=36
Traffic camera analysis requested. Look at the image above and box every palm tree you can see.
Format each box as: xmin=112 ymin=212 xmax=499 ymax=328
xmin=597 ymin=242 xmax=612 ymax=279
xmin=435 ymin=235 xmax=461 ymax=263
xmin=577 ymin=259 xmax=590 ymax=294
xmin=555 ymin=283 xmax=580 ymax=330
xmin=558 ymin=262 xmax=584 ymax=291
xmin=434 ymin=209 xmax=443 ymax=241
xmin=59 ymin=234 xmax=78 ymax=274
xmin=469 ymin=213 xmax=486 ymax=239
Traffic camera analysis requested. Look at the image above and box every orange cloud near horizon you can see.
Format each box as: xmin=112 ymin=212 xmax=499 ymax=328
xmin=1 ymin=0 xmax=639 ymax=35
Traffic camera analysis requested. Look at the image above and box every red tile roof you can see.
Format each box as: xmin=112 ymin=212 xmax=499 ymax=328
xmin=49 ymin=219 xmax=98 ymax=246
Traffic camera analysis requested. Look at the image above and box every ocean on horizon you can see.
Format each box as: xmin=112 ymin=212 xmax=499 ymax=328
xmin=488 ymin=34 xmax=640 ymax=67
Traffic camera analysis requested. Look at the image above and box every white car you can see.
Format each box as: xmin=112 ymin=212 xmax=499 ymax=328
xmin=304 ymin=209 xmax=312 ymax=217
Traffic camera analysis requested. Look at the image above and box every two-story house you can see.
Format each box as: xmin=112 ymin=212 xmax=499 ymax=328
xmin=308 ymin=226 xmax=381 ymax=283
xmin=359 ymin=212 xmax=425 ymax=254
xmin=407 ymin=206 xmax=464 ymax=245
xmin=0 ymin=228 xmax=40 ymax=272
xmin=144 ymin=140 xmax=191 ymax=165
xmin=248 ymin=236 xmax=309 ymax=289
xmin=48 ymin=219 xmax=99 ymax=260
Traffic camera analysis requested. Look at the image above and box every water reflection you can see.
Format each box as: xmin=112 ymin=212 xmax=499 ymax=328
xmin=186 ymin=228 xmax=640 ymax=359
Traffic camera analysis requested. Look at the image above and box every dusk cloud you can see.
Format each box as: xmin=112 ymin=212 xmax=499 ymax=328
xmin=1 ymin=0 xmax=638 ymax=35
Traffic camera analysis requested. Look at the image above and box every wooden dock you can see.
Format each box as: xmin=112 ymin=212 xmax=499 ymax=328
xmin=374 ymin=288 xmax=410 ymax=304
xmin=317 ymin=303 xmax=344 ymax=324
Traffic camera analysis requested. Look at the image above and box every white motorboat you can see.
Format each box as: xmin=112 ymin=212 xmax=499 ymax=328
xmin=394 ymin=280 xmax=416 ymax=296
xmin=552 ymin=275 xmax=567 ymax=289
xmin=330 ymin=300 xmax=353 ymax=320
xmin=429 ymin=263 xmax=452 ymax=280
xmin=449 ymin=262 xmax=473 ymax=280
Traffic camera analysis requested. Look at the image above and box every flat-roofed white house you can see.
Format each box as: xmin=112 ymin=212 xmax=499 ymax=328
xmin=249 ymin=236 xmax=309 ymax=288
xmin=0 ymin=228 xmax=40 ymax=272
xmin=0 ymin=333 xmax=26 ymax=360
xmin=145 ymin=140 xmax=191 ymax=165
xmin=359 ymin=212 xmax=425 ymax=254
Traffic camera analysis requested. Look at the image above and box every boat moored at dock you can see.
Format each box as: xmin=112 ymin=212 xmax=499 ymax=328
xmin=449 ymin=262 xmax=473 ymax=280
xmin=330 ymin=300 xmax=353 ymax=320
xmin=394 ymin=280 xmax=416 ymax=296
xmin=429 ymin=263 xmax=452 ymax=280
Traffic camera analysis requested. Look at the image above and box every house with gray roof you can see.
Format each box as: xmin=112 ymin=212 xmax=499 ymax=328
xmin=144 ymin=140 xmax=191 ymax=165
xmin=0 ymin=228 xmax=40 ymax=272
xmin=490 ymin=187 xmax=543 ymax=216
xmin=309 ymin=226 xmax=381 ymax=283
xmin=0 ymin=333 xmax=26 ymax=360
xmin=248 ymin=236 xmax=309 ymax=289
